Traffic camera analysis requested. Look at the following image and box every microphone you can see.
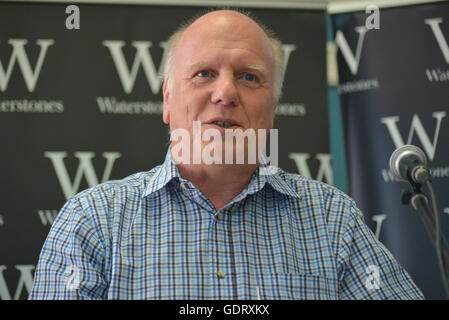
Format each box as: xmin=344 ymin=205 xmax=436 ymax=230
xmin=390 ymin=144 xmax=449 ymax=298
xmin=389 ymin=144 xmax=431 ymax=184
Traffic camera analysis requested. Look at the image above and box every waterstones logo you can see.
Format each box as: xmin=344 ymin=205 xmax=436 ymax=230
xmin=0 ymin=39 xmax=54 ymax=92
xmin=426 ymin=18 xmax=449 ymax=64
xmin=0 ymin=265 xmax=34 ymax=300
xmin=0 ymin=39 xmax=65 ymax=113
xmin=45 ymin=151 xmax=121 ymax=200
xmin=335 ymin=27 xmax=378 ymax=94
xmin=96 ymin=96 xmax=163 ymax=114
xmin=103 ymin=40 xmax=168 ymax=95
xmin=38 ymin=152 xmax=121 ymax=227
xmin=425 ymin=18 xmax=449 ymax=83
xmin=37 ymin=210 xmax=58 ymax=226
xmin=288 ymin=152 xmax=333 ymax=184
xmin=426 ymin=68 xmax=449 ymax=82
xmin=0 ymin=99 xmax=64 ymax=113
xmin=335 ymin=26 xmax=368 ymax=75
xmin=380 ymin=111 xmax=448 ymax=182
xmin=372 ymin=214 xmax=387 ymax=240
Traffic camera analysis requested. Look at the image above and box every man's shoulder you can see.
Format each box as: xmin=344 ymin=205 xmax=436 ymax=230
xmin=70 ymin=165 xmax=161 ymax=204
xmin=275 ymin=169 xmax=355 ymax=206
xmin=275 ymin=169 xmax=363 ymax=223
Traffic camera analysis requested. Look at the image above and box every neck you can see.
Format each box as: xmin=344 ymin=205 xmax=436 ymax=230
xmin=176 ymin=162 xmax=257 ymax=210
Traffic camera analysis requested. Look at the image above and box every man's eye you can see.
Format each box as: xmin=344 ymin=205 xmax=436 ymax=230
xmin=196 ymin=70 xmax=210 ymax=77
xmin=242 ymin=73 xmax=256 ymax=82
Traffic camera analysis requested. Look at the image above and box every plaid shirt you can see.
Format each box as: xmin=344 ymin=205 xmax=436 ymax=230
xmin=29 ymin=149 xmax=424 ymax=300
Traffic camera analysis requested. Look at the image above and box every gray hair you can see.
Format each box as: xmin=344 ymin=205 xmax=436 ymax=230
xmin=162 ymin=9 xmax=285 ymax=102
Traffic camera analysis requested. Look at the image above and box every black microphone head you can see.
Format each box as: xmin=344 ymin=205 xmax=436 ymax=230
xmin=389 ymin=144 xmax=427 ymax=182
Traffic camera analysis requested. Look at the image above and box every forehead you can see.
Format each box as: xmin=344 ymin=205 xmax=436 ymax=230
xmin=175 ymin=12 xmax=274 ymax=68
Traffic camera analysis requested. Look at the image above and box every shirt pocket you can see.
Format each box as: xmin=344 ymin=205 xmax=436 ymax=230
xmin=252 ymin=273 xmax=339 ymax=300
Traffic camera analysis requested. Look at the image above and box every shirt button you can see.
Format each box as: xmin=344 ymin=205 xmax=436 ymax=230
xmin=216 ymin=213 xmax=223 ymax=221
xmin=180 ymin=182 xmax=189 ymax=189
xmin=216 ymin=270 xmax=226 ymax=279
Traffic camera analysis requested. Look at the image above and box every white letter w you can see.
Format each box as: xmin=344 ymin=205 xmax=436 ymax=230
xmin=45 ymin=151 xmax=121 ymax=200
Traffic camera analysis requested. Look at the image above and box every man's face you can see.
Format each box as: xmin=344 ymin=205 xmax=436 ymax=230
xmin=163 ymin=11 xmax=277 ymax=163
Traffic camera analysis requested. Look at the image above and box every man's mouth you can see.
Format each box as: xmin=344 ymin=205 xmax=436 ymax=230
xmin=211 ymin=120 xmax=236 ymax=128
xmin=207 ymin=119 xmax=241 ymax=128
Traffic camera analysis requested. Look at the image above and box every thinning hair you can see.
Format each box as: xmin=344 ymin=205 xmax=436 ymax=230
xmin=162 ymin=8 xmax=285 ymax=102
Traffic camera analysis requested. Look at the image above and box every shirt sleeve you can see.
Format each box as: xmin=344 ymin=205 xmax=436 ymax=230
xmin=336 ymin=200 xmax=425 ymax=300
xmin=28 ymin=197 xmax=109 ymax=300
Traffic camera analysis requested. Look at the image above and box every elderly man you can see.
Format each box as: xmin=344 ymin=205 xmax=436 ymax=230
xmin=29 ymin=9 xmax=423 ymax=300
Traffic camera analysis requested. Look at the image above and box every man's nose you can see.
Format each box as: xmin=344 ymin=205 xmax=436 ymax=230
xmin=210 ymin=73 xmax=239 ymax=107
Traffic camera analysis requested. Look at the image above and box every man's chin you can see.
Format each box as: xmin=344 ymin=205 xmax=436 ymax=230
xmin=203 ymin=141 xmax=260 ymax=165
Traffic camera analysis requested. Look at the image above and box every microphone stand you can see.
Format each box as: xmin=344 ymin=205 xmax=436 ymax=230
xmin=402 ymin=179 xmax=449 ymax=298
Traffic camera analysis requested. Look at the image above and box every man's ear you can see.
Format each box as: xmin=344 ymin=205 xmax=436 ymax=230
xmin=162 ymin=79 xmax=170 ymax=124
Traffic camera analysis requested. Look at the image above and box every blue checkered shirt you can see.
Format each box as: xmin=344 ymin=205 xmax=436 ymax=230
xmin=29 ymin=149 xmax=424 ymax=300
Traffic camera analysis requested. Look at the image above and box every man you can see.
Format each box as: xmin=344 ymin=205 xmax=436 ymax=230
xmin=29 ymin=9 xmax=424 ymax=300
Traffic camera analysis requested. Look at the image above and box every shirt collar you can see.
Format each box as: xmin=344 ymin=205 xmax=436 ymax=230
xmin=264 ymin=169 xmax=301 ymax=199
xmin=142 ymin=148 xmax=301 ymax=200
xmin=142 ymin=148 xmax=180 ymax=197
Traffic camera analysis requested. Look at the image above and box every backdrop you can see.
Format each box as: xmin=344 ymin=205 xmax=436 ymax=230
xmin=332 ymin=1 xmax=449 ymax=299
xmin=0 ymin=2 xmax=328 ymax=299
